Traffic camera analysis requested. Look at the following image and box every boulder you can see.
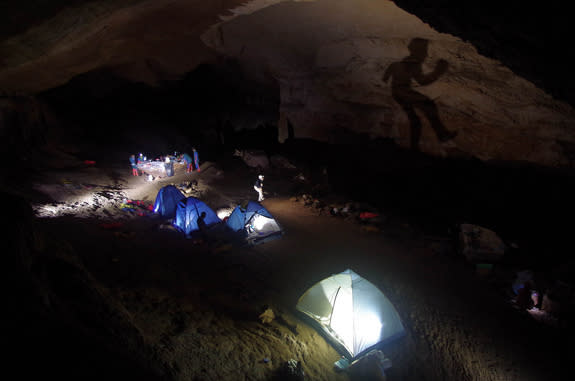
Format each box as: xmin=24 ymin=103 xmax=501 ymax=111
xmin=458 ymin=223 xmax=506 ymax=263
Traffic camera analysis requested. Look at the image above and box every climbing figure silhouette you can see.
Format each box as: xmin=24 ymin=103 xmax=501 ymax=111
xmin=383 ymin=38 xmax=457 ymax=150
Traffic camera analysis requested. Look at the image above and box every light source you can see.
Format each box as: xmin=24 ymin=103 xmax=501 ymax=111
xmin=252 ymin=213 xmax=268 ymax=230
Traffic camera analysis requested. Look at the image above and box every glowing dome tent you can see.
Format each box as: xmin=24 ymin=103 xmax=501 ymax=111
xmin=153 ymin=185 xmax=186 ymax=219
xmin=296 ymin=269 xmax=405 ymax=359
xmin=172 ymin=197 xmax=221 ymax=235
xmin=226 ymin=201 xmax=283 ymax=245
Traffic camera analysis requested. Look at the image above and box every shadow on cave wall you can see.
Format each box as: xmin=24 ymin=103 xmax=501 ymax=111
xmin=383 ymin=38 xmax=457 ymax=150
xmin=392 ymin=0 xmax=574 ymax=107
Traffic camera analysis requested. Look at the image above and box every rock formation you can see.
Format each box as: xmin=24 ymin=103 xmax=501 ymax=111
xmin=0 ymin=0 xmax=574 ymax=166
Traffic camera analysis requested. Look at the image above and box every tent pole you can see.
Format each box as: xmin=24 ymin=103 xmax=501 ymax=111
xmin=328 ymin=286 xmax=341 ymax=328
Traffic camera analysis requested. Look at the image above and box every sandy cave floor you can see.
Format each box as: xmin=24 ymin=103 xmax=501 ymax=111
xmin=14 ymin=151 xmax=572 ymax=381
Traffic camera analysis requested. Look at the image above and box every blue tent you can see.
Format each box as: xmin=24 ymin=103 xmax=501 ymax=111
xmin=153 ymin=185 xmax=185 ymax=219
xmin=173 ymin=197 xmax=221 ymax=235
xmin=226 ymin=201 xmax=282 ymax=244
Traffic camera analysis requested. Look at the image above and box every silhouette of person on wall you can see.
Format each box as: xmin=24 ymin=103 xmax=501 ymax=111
xmin=383 ymin=38 xmax=457 ymax=150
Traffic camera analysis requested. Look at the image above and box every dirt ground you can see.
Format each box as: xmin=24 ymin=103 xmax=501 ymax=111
xmin=7 ymin=146 xmax=572 ymax=381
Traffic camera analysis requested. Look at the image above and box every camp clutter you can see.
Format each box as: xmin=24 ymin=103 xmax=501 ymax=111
xmin=152 ymin=185 xmax=283 ymax=246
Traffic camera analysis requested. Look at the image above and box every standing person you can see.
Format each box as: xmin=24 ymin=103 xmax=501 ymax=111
xmin=129 ymin=154 xmax=139 ymax=176
xmin=193 ymin=147 xmax=201 ymax=172
xmin=254 ymin=174 xmax=265 ymax=202
xmin=181 ymin=152 xmax=193 ymax=173
xmin=164 ymin=156 xmax=174 ymax=177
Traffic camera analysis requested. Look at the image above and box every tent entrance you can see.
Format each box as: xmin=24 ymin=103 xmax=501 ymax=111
xmin=245 ymin=214 xmax=281 ymax=239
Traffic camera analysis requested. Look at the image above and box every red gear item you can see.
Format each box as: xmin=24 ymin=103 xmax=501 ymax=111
xmin=359 ymin=212 xmax=379 ymax=219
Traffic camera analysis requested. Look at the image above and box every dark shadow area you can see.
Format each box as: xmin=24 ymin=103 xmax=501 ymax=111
xmin=4 ymin=192 xmax=164 ymax=381
xmin=229 ymin=122 xmax=279 ymax=152
xmin=267 ymin=359 xmax=305 ymax=381
xmin=393 ymin=0 xmax=575 ymax=107
xmin=0 ymin=0 xmax=102 ymax=39
xmin=383 ymin=38 xmax=456 ymax=150
xmin=7 ymin=300 xmax=165 ymax=381
xmin=279 ymin=135 xmax=575 ymax=272
xmin=38 ymin=58 xmax=280 ymax=165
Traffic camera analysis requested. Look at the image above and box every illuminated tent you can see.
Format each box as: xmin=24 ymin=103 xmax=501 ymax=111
xmin=225 ymin=201 xmax=283 ymax=244
xmin=296 ymin=269 xmax=405 ymax=359
xmin=153 ymin=185 xmax=185 ymax=218
xmin=172 ymin=197 xmax=221 ymax=235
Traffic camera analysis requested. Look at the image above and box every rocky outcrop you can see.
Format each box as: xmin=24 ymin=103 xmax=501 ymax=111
xmin=0 ymin=0 xmax=249 ymax=94
xmin=201 ymin=0 xmax=575 ymax=166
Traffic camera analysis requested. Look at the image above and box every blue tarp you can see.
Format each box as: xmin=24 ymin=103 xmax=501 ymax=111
xmin=173 ymin=197 xmax=220 ymax=235
xmin=226 ymin=201 xmax=282 ymax=244
xmin=153 ymin=185 xmax=185 ymax=219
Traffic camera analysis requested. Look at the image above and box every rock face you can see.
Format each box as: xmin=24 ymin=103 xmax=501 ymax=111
xmin=0 ymin=96 xmax=52 ymax=150
xmin=201 ymin=0 xmax=575 ymax=166
xmin=1 ymin=0 xmax=575 ymax=167
xmin=0 ymin=0 xmax=250 ymax=93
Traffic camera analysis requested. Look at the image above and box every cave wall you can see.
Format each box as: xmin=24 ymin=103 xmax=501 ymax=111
xmin=392 ymin=0 xmax=573 ymax=107
xmin=1 ymin=0 xmax=574 ymax=168
xmin=201 ymin=0 xmax=575 ymax=166
xmin=0 ymin=96 xmax=56 ymax=154
xmin=32 ymin=58 xmax=281 ymax=159
xmin=0 ymin=0 xmax=250 ymax=94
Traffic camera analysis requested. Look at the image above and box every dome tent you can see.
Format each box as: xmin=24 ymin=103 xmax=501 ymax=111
xmin=153 ymin=185 xmax=185 ymax=219
xmin=172 ymin=197 xmax=221 ymax=236
xmin=296 ymin=269 xmax=405 ymax=359
xmin=225 ymin=200 xmax=283 ymax=245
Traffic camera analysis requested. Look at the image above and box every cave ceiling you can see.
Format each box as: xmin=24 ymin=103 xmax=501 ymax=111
xmin=1 ymin=0 xmax=574 ymax=167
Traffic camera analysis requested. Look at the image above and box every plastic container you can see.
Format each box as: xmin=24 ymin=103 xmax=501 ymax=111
xmin=334 ymin=357 xmax=350 ymax=371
